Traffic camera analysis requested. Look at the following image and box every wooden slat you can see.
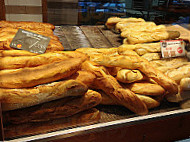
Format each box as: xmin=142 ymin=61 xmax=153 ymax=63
xmin=0 ymin=0 xmax=6 ymax=20
xmin=54 ymin=26 xmax=72 ymax=51
xmin=0 ymin=103 xmax=4 ymax=141
xmin=42 ymin=0 xmax=48 ymax=23
xmin=61 ymin=26 xmax=91 ymax=50
xmin=97 ymin=25 xmax=122 ymax=47
xmin=5 ymin=6 xmax=42 ymax=14
xmin=80 ymin=26 xmax=112 ymax=48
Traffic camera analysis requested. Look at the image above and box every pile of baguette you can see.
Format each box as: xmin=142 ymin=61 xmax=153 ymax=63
xmin=0 ymin=21 xmax=102 ymax=128
xmin=105 ymin=17 xmax=190 ymax=108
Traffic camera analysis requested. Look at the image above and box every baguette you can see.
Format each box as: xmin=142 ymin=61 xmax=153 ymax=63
xmin=180 ymin=78 xmax=190 ymax=91
xmin=76 ymin=47 xmax=118 ymax=56
xmin=0 ymin=20 xmax=55 ymax=30
xmin=4 ymin=108 xmax=100 ymax=139
xmin=0 ymin=50 xmax=37 ymax=57
xmin=165 ymin=65 xmax=190 ymax=84
xmin=1 ymin=80 xmax=88 ymax=111
xmin=0 ymin=58 xmax=84 ymax=88
xmin=105 ymin=17 xmax=145 ymax=30
xmin=118 ymin=49 xmax=139 ymax=56
xmin=124 ymin=31 xmax=180 ymax=44
xmin=82 ymin=61 xmax=148 ymax=115
xmin=141 ymin=53 xmax=161 ymax=61
xmin=115 ymin=20 xmax=148 ymax=32
xmin=121 ymin=24 xmax=166 ymax=37
xmin=67 ymin=70 xmax=96 ymax=87
xmin=0 ymin=51 xmax=87 ymax=69
xmin=3 ymin=90 xmax=101 ymax=124
xmin=118 ymin=42 xmax=161 ymax=56
xmin=116 ymin=69 xmax=145 ymax=83
xmin=100 ymin=90 xmax=160 ymax=109
xmin=127 ymin=82 xmax=165 ymax=96
xmin=90 ymin=54 xmax=178 ymax=95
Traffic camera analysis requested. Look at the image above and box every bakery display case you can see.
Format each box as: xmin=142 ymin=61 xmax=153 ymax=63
xmin=0 ymin=0 xmax=190 ymax=142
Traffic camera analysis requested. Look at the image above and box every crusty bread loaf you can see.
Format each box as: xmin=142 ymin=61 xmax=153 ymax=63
xmin=4 ymin=108 xmax=100 ymax=139
xmin=67 ymin=70 xmax=96 ymax=87
xmin=0 ymin=20 xmax=55 ymax=30
xmin=76 ymin=47 xmax=118 ymax=56
xmin=3 ymin=90 xmax=101 ymax=123
xmin=81 ymin=61 xmax=148 ymax=115
xmin=116 ymin=69 xmax=145 ymax=83
xmin=105 ymin=17 xmax=145 ymax=30
xmin=90 ymin=54 xmax=178 ymax=95
xmin=100 ymin=90 xmax=160 ymax=109
xmin=123 ymin=31 xmax=180 ymax=44
xmin=115 ymin=20 xmax=148 ymax=32
xmin=0 ymin=51 xmax=87 ymax=69
xmin=121 ymin=24 xmax=166 ymax=37
xmin=180 ymin=78 xmax=190 ymax=91
xmin=141 ymin=53 xmax=161 ymax=61
xmin=0 ymin=50 xmax=37 ymax=57
xmin=118 ymin=42 xmax=161 ymax=56
xmin=126 ymin=82 xmax=165 ymax=96
xmin=118 ymin=49 xmax=139 ymax=56
xmin=1 ymin=79 xmax=88 ymax=111
xmin=165 ymin=65 xmax=190 ymax=84
xmin=0 ymin=58 xmax=84 ymax=88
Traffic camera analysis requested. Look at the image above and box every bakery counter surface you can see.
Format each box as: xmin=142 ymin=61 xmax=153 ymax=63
xmin=2 ymin=25 xmax=190 ymax=142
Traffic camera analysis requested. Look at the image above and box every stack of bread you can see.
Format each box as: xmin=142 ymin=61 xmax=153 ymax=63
xmin=104 ymin=17 xmax=190 ymax=108
xmin=0 ymin=21 xmax=102 ymax=130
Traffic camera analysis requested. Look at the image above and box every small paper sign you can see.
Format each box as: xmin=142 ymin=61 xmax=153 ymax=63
xmin=10 ymin=29 xmax=50 ymax=54
xmin=161 ymin=39 xmax=185 ymax=58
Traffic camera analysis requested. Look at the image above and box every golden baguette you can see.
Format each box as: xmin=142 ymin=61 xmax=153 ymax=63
xmin=76 ymin=47 xmax=118 ymax=56
xmin=1 ymin=80 xmax=88 ymax=111
xmin=141 ymin=53 xmax=161 ymax=61
xmin=3 ymin=90 xmax=101 ymax=123
xmin=82 ymin=61 xmax=148 ymax=115
xmin=124 ymin=31 xmax=180 ymax=44
xmin=121 ymin=24 xmax=164 ymax=36
xmin=0 ymin=28 xmax=56 ymax=40
xmin=0 ymin=20 xmax=55 ymax=30
xmin=0 ymin=50 xmax=37 ymax=57
xmin=118 ymin=49 xmax=139 ymax=56
xmin=100 ymin=90 xmax=160 ymax=109
xmin=116 ymin=69 xmax=145 ymax=83
xmin=0 ymin=58 xmax=84 ymax=89
xmin=126 ymin=82 xmax=165 ymax=96
xmin=0 ymin=27 xmax=54 ymax=36
xmin=105 ymin=17 xmax=145 ymax=30
xmin=115 ymin=20 xmax=148 ymax=32
xmin=67 ymin=70 xmax=96 ymax=87
xmin=180 ymin=78 xmax=190 ymax=91
xmin=118 ymin=42 xmax=161 ymax=56
xmin=165 ymin=65 xmax=190 ymax=84
xmin=90 ymin=54 xmax=178 ymax=95
xmin=0 ymin=51 xmax=87 ymax=69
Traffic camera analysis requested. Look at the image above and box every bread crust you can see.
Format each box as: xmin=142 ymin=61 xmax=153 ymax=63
xmin=0 ymin=20 xmax=55 ymax=30
xmin=90 ymin=54 xmax=178 ymax=95
xmin=3 ymin=90 xmax=101 ymax=124
xmin=1 ymin=80 xmax=88 ymax=111
xmin=127 ymin=82 xmax=165 ymax=96
xmin=0 ymin=58 xmax=84 ymax=88
xmin=0 ymin=50 xmax=37 ymax=57
xmin=82 ymin=61 xmax=148 ymax=115
xmin=180 ymin=78 xmax=190 ymax=91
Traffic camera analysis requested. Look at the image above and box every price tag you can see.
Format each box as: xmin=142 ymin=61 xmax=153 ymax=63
xmin=161 ymin=39 xmax=186 ymax=58
xmin=10 ymin=29 xmax=50 ymax=54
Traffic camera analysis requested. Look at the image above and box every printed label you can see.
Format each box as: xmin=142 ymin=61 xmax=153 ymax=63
xmin=161 ymin=39 xmax=185 ymax=58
